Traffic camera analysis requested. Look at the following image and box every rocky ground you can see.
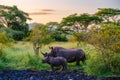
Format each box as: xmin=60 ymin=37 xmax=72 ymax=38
xmin=0 ymin=70 xmax=119 ymax=80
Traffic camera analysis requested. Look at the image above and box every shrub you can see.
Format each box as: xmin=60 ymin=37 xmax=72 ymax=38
xmin=51 ymin=31 xmax=68 ymax=42
xmin=85 ymin=52 xmax=109 ymax=75
xmin=27 ymin=54 xmax=49 ymax=70
xmin=109 ymin=53 xmax=120 ymax=73
xmin=0 ymin=32 xmax=12 ymax=62
xmin=0 ymin=60 xmax=5 ymax=69
xmin=85 ymin=24 xmax=120 ymax=76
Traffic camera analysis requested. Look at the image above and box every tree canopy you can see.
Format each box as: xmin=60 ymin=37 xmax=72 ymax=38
xmin=0 ymin=5 xmax=31 ymax=40
xmin=61 ymin=13 xmax=103 ymax=31
xmin=29 ymin=24 xmax=54 ymax=55
xmin=95 ymin=8 xmax=120 ymax=24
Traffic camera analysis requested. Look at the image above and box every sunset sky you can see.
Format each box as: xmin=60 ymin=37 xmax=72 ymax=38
xmin=0 ymin=0 xmax=120 ymax=24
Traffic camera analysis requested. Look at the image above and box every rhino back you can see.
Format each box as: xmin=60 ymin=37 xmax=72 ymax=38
xmin=62 ymin=49 xmax=84 ymax=59
xmin=49 ymin=57 xmax=67 ymax=66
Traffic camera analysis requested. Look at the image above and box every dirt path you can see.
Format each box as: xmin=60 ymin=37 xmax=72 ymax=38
xmin=0 ymin=70 xmax=119 ymax=80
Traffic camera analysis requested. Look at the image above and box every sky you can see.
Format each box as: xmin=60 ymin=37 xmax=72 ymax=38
xmin=0 ymin=0 xmax=120 ymax=24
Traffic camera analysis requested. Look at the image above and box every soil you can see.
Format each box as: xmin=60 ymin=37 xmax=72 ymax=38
xmin=0 ymin=70 xmax=119 ymax=80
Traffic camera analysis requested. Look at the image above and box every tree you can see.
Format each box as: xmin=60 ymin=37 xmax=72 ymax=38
xmin=46 ymin=22 xmax=68 ymax=42
xmin=0 ymin=5 xmax=31 ymax=40
xmin=29 ymin=24 xmax=54 ymax=56
xmin=61 ymin=13 xmax=102 ymax=31
xmin=87 ymin=23 xmax=120 ymax=73
xmin=95 ymin=8 xmax=120 ymax=24
xmin=60 ymin=13 xmax=102 ymax=45
xmin=51 ymin=31 xmax=68 ymax=42
xmin=46 ymin=22 xmax=58 ymax=31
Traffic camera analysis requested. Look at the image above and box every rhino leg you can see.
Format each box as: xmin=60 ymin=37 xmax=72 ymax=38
xmin=64 ymin=65 xmax=67 ymax=70
xmin=51 ymin=65 xmax=55 ymax=71
xmin=76 ymin=62 xmax=80 ymax=65
xmin=76 ymin=58 xmax=80 ymax=65
xmin=62 ymin=64 xmax=67 ymax=71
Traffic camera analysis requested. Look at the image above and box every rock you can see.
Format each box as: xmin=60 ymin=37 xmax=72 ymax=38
xmin=0 ymin=77 xmax=3 ymax=80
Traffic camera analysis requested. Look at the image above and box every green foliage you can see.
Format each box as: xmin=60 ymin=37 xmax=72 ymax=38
xmin=0 ymin=42 xmax=77 ymax=70
xmin=0 ymin=60 xmax=6 ymax=69
xmin=51 ymin=31 xmax=68 ymax=42
xmin=85 ymin=50 xmax=120 ymax=76
xmin=95 ymin=8 xmax=120 ymax=24
xmin=0 ymin=42 xmax=51 ymax=70
xmin=0 ymin=7 xmax=120 ymax=76
xmin=85 ymin=24 xmax=120 ymax=76
xmin=109 ymin=53 xmax=120 ymax=73
xmin=0 ymin=32 xmax=12 ymax=52
xmin=46 ymin=21 xmax=68 ymax=42
xmin=27 ymin=54 xmax=49 ymax=70
xmin=85 ymin=51 xmax=108 ymax=75
xmin=0 ymin=32 xmax=10 ymax=44
xmin=61 ymin=13 xmax=102 ymax=31
xmin=60 ymin=13 xmax=102 ymax=45
xmin=28 ymin=24 xmax=54 ymax=55
xmin=61 ymin=13 xmax=77 ymax=26
xmin=27 ymin=54 xmax=41 ymax=69
xmin=46 ymin=22 xmax=58 ymax=30
xmin=0 ymin=28 xmax=25 ymax=40
xmin=29 ymin=24 xmax=54 ymax=45
xmin=0 ymin=41 xmax=119 ymax=76
xmin=0 ymin=5 xmax=31 ymax=40
xmin=73 ymin=31 xmax=89 ymax=45
xmin=88 ymin=24 xmax=120 ymax=53
xmin=77 ymin=13 xmax=102 ymax=29
xmin=0 ymin=47 xmax=8 ymax=69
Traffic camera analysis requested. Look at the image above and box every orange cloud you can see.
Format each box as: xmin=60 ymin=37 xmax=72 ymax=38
xmin=28 ymin=9 xmax=56 ymax=15
xmin=28 ymin=12 xmax=52 ymax=15
xmin=41 ymin=9 xmax=55 ymax=12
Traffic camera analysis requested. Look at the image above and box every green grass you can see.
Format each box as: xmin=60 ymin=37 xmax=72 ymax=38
xmin=1 ymin=41 xmax=81 ymax=70
xmin=0 ymin=41 xmax=120 ymax=77
xmin=0 ymin=42 xmax=101 ymax=71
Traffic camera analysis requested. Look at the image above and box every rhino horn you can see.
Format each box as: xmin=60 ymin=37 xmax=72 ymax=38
xmin=40 ymin=51 xmax=45 ymax=55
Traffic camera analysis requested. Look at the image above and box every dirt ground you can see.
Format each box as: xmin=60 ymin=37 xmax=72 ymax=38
xmin=0 ymin=70 xmax=119 ymax=80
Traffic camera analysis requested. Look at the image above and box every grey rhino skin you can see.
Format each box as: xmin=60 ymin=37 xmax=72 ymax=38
xmin=42 ymin=47 xmax=86 ymax=65
xmin=42 ymin=56 xmax=67 ymax=71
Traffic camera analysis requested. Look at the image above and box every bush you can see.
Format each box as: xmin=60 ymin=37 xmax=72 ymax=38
xmin=0 ymin=49 xmax=8 ymax=69
xmin=85 ymin=52 xmax=109 ymax=76
xmin=51 ymin=31 xmax=68 ymax=42
xmin=6 ymin=29 xmax=25 ymax=40
xmin=0 ymin=32 xmax=12 ymax=61
xmin=85 ymin=51 xmax=120 ymax=76
xmin=85 ymin=24 xmax=120 ymax=76
xmin=27 ymin=54 xmax=49 ymax=70
xmin=0 ymin=60 xmax=5 ymax=69
xmin=109 ymin=53 xmax=120 ymax=73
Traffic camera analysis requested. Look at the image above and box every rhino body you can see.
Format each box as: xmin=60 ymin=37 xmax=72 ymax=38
xmin=42 ymin=56 xmax=67 ymax=71
xmin=42 ymin=47 xmax=86 ymax=65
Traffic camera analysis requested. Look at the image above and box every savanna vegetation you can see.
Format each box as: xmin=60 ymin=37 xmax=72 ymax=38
xmin=0 ymin=5 xmax=120 ymax=77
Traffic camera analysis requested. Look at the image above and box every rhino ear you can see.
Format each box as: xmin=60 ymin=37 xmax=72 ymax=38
xmin=49 ymin=46 xmax=53 ymax=50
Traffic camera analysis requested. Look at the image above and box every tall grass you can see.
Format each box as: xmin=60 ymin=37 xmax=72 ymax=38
xmin=0 ymin=41 xmax=80 ymax=70
xmin=1 ymin=41 xmax=119 ymax=77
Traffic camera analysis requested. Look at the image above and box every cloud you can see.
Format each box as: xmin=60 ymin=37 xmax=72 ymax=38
xmin=41 ymin=9 xmax=55 ymax=12
xmin=28 ymin=9 xmax=56 ymax=15
xmin=28 ymin=12 xmax=52 ymax=15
